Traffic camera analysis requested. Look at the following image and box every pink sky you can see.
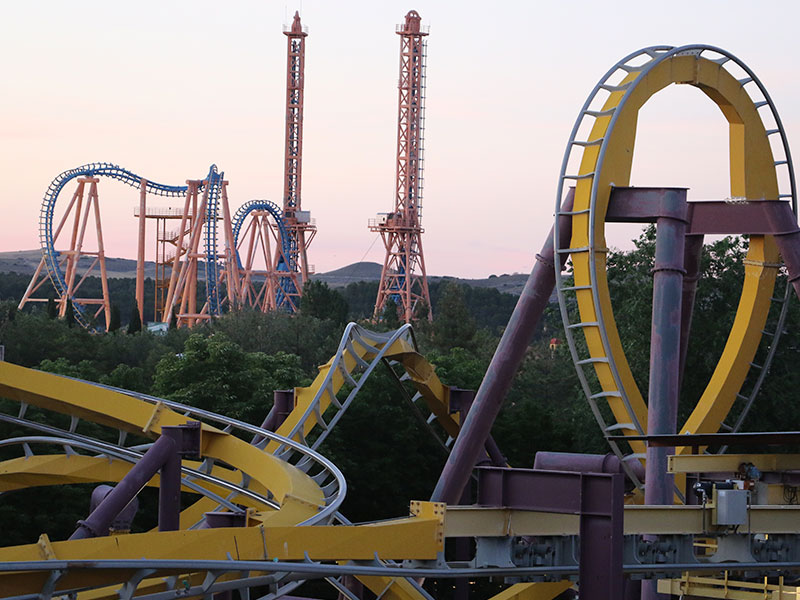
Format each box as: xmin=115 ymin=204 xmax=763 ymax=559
xmin=1 ymin=1 xmax=798 ymax=278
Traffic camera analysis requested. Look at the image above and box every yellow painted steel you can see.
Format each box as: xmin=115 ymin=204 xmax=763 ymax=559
xmin=0 ymin=329 xmax=457 ymax=600
xmin=570 ymin=52 xmax=780 ymax=463
xmin=0 ymin=361 xmax=323 ymax=524
xmin=0 ymin=515 xmax=443 ymax=598
xmin=269 ymin=331 xmax=458 ymax=450
xmin=489 ymin=581 xmax=574 ymax=600
xmin=659 ymin=574 xmax=800 ymax=600
xmin=668 ymin=453 xmax=800 ymax=474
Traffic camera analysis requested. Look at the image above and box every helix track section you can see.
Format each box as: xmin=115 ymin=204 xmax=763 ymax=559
xmin=231 ymin=199 xmax=297 ymax=312
xmin=39 ymin=163 xmax=223 ymax=328
xmin=554 ymin=45 xmax=797 ymax=493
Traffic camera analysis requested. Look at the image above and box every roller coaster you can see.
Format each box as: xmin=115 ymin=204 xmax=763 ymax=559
xmin=3 ymin=44 xmax=800 ymax=600
xmin=18 ymin=164 xmax=303 ymax=329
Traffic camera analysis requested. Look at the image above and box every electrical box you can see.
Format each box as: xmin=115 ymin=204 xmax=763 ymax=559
xmin=715 ymin=489 xmax=749 ymax=525
xmin=296 ymin=210 xmax=311 ymax=223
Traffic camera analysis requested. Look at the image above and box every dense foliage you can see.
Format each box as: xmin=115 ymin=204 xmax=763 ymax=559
xmin=2 ymin=230 xmax=800 ymax=551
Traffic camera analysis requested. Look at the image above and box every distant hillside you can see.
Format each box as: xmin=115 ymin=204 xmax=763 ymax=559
xmin=0 ymin=251 xmax=530 ymax=296
xmin=0 ymin=250 xmax=156 ymax=279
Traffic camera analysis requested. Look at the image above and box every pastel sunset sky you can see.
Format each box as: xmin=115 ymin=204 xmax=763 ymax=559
xmin=1 ymin=1 xmax=798 ymax=278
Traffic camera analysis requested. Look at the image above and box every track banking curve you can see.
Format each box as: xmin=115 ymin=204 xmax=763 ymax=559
xmin=39 ymin=163 xmax=223 ymax=328
xmin=554 ymin=45 xmax=797 ymax=490
xmin=231 ymin=199 xmax=297 ymax=311
xmin=0 ymin=323 xmax=459 ymax=600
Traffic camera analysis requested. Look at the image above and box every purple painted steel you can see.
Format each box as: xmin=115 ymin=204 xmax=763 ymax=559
xmin=476 ymin=467 xmax=624 ymax=600
xmin=687 ymin=200 xmax=797 ymax=235
xmin=204 ymin=511 xmax=249 ymax=528
xmin=70 ymin=434 xmax=178 ymax=540
xmin=159 ymin=427 xmax=187 ymax=532
xmin=764 ymin=202 xmax=800 ymax=303
xmin=644 ymin=188 xmax=687 ymax=508
xmin=430 ymin=189 xmax=575 ymax=504
xmin=89 ymin=485 xmax=139 ymax=533
xmin=533 ymin=451 xmax=644 ymax=481
xmin=606 ymin=187 xmax=688 ymax=222
xmin=261 ymin=389 xmax=295 ymax=432
xmin=643 ymin=189 xmax=687 ymax=600
xmin=679 ymin=235 xmax=704 ymax=391
xmin=449 ymin=387 xmax=505 ymax=467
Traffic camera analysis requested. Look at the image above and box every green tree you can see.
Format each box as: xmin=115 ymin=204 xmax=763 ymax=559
xmin=128 ymin=300 xmax=142 ymax=334
xmin=301 ymin=280 xmax=349 ymax=324
xmin=64 ymin=298 xmax=76 ymax=328
xmin=108 ymin=304 xmax=121 ymax=333
xmin=381 ymin=298 xmax=401 ymax=329
xmin=47 ymin=294 xmax=57 ymax=319
xmin=431 ymin=282 xmax=477 ymax=351
xmin=152 ymin=333 xmax=308 ymax=424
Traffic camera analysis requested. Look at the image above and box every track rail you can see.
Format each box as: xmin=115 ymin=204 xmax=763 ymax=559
xmin=38 ymin=163 xmax=220 ymax=328
xmin=231 ymin=199 xmax=297 ymax=311
xmin=554 ymin=45 xmax=797 ymax=492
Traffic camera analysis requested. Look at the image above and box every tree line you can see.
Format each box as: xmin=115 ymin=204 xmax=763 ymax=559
xmin=1 ymin=230 xmax=800 ymax=545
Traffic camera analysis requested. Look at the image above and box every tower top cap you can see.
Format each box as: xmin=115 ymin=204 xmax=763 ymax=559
xmin=284 ymin=11 xmax=308 ymax=36
xmin=397 ymin=10 xmax=428 ymax=35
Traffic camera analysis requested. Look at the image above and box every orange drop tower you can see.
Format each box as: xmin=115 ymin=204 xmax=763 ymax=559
xmin=278 ymin=11 xmax=316 ymax=305
xmin=370 ymin=10 xmax=432 ymax=323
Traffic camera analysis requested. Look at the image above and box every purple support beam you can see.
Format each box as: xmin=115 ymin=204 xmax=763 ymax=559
xmin=70 ymin=434 xmax=178 ymax=540
xmin=643 ymin=189 xmax=687 ymax=600
xmin=679 ymin=235 xmax=704 ymax=391
xmin=477 ymin=467 xmax=624 ymax=600
xmin=158 ymin=428 xmax=185 ymax=532
xmin=449 ymin=387 xmax=506 ymax=467
xmin=533 ymin=451 xmax=645 ymax=482
xmin=764 ymin=202 xmax=800 ymax=303
xmin=431 ymin=189 xmax=574 ymax=504
xmin=89 ymin=485 xmax=139 ymax=533
xmin=644 ymin=189 xmax=687 ymax=507
xmin=261 ymin=389 xmax=295 ymax=432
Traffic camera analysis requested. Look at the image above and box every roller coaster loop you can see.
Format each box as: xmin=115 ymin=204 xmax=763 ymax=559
xmin=231 ymin=199 xmax=298 ymax=312
xmin=554 ymin=44 xmax=797 ymax=496
xmin=38 ymin=163 xmax=223 ymax=329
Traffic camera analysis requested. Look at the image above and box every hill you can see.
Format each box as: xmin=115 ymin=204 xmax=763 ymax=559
xmin=0 ymin=251 xmax=530 ymax=296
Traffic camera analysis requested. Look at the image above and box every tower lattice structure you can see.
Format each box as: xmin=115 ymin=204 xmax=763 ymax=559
xmin=370 ymin=10 xmax=432 ymax=323
xmin=276 ymin=11 xmax=316 ymax=305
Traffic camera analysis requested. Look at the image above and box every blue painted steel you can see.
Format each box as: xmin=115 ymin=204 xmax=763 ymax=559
xmin=39 ymin=163 xmax=216 ymax=329
xmin=203 ymin=166 xmax=223 ymax=316
xmin=230 ymin=199 xmax=297 ymax=312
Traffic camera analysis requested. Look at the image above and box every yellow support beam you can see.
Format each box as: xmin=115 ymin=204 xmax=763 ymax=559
xmin=659 ymin=574 xmax=800 ymax=600
xmin=0 ymin=515 xmax=443 ymax=597
xmin=489 ymin=581 xmax=574 ymax=600
xmin=668 ymin=453 xmax=800 ymax=473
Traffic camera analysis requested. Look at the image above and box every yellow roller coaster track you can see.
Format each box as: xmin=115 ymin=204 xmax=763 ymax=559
xmin=0 ymin=324 xmax=463 ymax=600
xmin=554 ymin=45 xmax=796 ymax=496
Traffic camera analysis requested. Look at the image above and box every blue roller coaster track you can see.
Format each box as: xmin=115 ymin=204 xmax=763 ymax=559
xmin=230 ymin=200 xmax=298 ymax=312
xmin=39 ymin=163 xmax=222 ymax=329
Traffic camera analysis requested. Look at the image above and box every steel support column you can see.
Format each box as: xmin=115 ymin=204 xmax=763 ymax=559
xmin=679 ymin=234 xmax=704 ymax=390
xmin=643 ymin=189 xmax=687 ymax=600
xmin=136 ymin=179 xmax=147 ymax=325
xmin=644 ymin=189 xmax=687 ymax=506
xmin=431 ymin=189 xmax=574 ymax=504
xmin=476 ymin=467 xmax=624 ymax=600
xmin=764 ymin=202 xmax=800 ymax=303
xmin=70 ymin=434 xmax=178 ymax=540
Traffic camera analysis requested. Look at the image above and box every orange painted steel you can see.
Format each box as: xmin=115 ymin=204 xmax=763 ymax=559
xmin=19 ymin=176 xmax=112 ymax=330
xmin=279 ymin=11 xmax=316 ymax=305
xmin=371 ymin=10 xmax=433 ymax=323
